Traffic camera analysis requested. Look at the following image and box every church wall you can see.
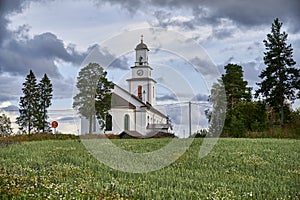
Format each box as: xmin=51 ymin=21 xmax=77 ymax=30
xmin=146 ymin=110 xmax=167 ymax=125
xmin=110 ymin=108 xmax=135 ymax=134
xmin=135 ymin=109 xmax=147 ymax=134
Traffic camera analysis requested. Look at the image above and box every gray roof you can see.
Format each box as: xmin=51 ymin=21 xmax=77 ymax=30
xmin=119 ymin=130 xmax=144 ymax=138
xmin=135 ymin=41 xmax=149 ymax=51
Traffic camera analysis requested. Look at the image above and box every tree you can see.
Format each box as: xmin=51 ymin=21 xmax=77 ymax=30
xmin=73 ymin=63 xmax=113 ymax=134
xmin=222 ymin=63 xmax=252 ymax=110
xmin=0 ymin=113 xmax=13 ymax=137
xmin=256 ymin=18 xmax=300 ymax=125
xmin=37 ymin=74 xmax=53 ymax=132
xmin=206 ymin=79 xmax=227 ymax=136
xmin=95 ymin=71 xmax=114 ymax=129
xmin=16 ymin=70 xmax=39 ymax=135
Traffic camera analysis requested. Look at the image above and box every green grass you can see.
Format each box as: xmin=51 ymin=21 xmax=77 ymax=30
xmin=0 ymin=138 xmax=299 ymax=199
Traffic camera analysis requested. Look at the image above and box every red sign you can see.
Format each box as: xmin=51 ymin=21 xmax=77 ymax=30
xmin=52 ymin=121 xmax=58 ymax=128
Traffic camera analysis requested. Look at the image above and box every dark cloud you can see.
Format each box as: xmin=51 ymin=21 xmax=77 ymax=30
xmin=0 ymin=0 xmax=29 ymax=44
xmin=153 ymin=10 xmax=195 ymax=31
xmin=100 ymin=0 xmax=300 ymax=33
xmin=0 ymin=32 xmax=88 ymax=77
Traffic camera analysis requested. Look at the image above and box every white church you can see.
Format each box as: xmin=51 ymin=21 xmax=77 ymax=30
xmin=81 ymin=37 xmax=173 ymax=137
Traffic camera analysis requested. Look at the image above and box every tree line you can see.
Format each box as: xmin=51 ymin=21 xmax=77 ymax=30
xmin=208 ymin=18 xmax=300 ymax=137
xmin=15 ymin=70 xmax=53 ymax=135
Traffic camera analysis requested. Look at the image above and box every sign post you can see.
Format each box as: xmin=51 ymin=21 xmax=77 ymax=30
xmin=51 ymin=121 xmax=58 ymax=139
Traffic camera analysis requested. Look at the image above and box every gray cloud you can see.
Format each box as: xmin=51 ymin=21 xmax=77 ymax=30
xmin=157 ymin=94 xmax=178 ymax=102
xmin=81 ymin=45 xmax=131 ymax=71
xmin=0 ymin=32 xmax=88 ymax=77
xmin=0 ymin=76 xmax=23 ymax=101
xmin=100 ymin=0 xmax=300 ymax=34
xmin=191 ymin=94 xmax=209 ymax=102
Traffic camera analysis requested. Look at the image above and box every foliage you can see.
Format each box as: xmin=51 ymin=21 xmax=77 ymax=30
xmin=222 ymin=63 xmax=252 ymax=110
xmin=16 ymin=70 xmax=39 ymax=135
xmin=0 ymin=138 xmax=299 ymax=199
xmin=95 ymin=70 xmax=114 ymax=129
xmin=16 ymin=70 xmax=53 ymax=135
xmin=0 ymin=113 xmax=13 ymax=137
xmin=223 ymin=101 xmax=268 ymax=137
xmin=73 ymin=63 xmax=113 ymax=134
xmin=36 ymin=74 xmax=53 ymax=133
xmin=256 ymin=18 xmax=300 ymax=125
xmin=206 ymin=79 xmax=227 ymax=136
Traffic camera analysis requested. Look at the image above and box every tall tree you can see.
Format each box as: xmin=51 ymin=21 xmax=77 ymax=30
xmin=0 ymin=113 xmax=13 ymax=137
xmin=256 ymin=18 xmax=300 ymax=125
xmin=73 ymin=63 xmax=113 ymax=134
xmin=16 ymin=70 xmax=39 ymax=135
xmin=95 ymin=71 xmax=114 ymax=129
xmin=37 ymin=74 xmax=53 ymax=132
xmin=222 ymin=63 xmax=252 ymax=110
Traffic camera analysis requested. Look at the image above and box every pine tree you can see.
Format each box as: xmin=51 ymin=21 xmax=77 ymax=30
xmin=16 ymin=70 xmax=39 ymax=135
xmin=222 ymin=63 xmax=252 ymax=110
xmin=37 ymin=74 xmax=53 ymax=132
xmin=73 ymin=63 xmax=113 ymax=134
xmin=256 ymin=18 xmax=300 ymax=125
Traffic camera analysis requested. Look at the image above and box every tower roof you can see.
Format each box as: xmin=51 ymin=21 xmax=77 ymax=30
xmin=135 ymin=35 xmax=149 ymax=51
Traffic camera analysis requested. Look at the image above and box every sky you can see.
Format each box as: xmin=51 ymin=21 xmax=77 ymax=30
xmin=0 ymin=0 xmax=299 ymax=135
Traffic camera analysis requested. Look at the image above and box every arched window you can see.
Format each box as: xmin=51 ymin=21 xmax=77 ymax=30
xmin=105 ymin=114 xmax=112 ymax=131
xmin=124 ymin=114 xmax=130 ymax=131
xmin=138 ymin=85 xmax=142 ymax=99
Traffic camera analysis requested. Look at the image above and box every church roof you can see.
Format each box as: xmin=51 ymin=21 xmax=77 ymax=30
xmin=135 ymin=36 xmax=149 ymax=51
xmin=112 ymin=84 xmax=167 ymax=118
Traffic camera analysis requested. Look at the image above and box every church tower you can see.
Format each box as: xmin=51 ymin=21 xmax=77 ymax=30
xmin=127 ymin=35 xmax=156 ymax=106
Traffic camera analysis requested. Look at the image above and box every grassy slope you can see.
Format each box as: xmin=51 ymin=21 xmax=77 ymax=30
xmin=0 ymin=138 xmax=299 ymax=199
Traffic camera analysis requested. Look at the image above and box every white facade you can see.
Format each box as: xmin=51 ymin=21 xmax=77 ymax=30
xmin=80 ymin=37 xmax=172 ymax=136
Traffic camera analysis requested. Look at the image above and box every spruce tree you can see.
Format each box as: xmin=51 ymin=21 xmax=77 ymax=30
xmin=37 ymin=74 xmax=53 ymax=132
xmin=222 ymin=63 xmax=252 ymax=110
xmin=256 ymin=18 xmax=300 ymax=125
xmin=16 ymin=70 xmax=39 ymax=135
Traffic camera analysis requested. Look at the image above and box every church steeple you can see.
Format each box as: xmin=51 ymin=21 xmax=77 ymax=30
xmin=135 ymin=35 xmax=149 ymax=66
xmin=127 ymin=36 xmax=156 ymax=106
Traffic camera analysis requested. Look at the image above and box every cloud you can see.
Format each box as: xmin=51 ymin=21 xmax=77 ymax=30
xmin=100 ymin=0 xmax=300 ymax=33
xmin=191 ymin=94 xmax=209 ymax=102
xmin=156 ymin=94 xmax=178 ymax=102
xmin=81 ymin=45 xmax=131 ymax=71
xmin=0 ymin=105 xmax=19 ymax=112
xmin=0 ymin=32 xmax=88 ymax=77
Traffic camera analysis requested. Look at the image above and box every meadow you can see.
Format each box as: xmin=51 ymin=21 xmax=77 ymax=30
xmin=0 ymin=138 xmax=299 ymax=199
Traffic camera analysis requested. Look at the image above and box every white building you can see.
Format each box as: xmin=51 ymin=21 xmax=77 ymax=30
xmin=81 ymin=37 xmax=173 ymax=137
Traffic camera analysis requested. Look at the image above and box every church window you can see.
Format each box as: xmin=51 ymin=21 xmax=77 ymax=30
xmin=138 ymin=85 xmax=142 ymax=99
xmin=124 ymin=114 xmax=130 ymax=130
xmin=153 ymin=86 xmax=154 ymax=98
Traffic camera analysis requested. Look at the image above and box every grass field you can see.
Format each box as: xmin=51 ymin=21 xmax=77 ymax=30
xmin=0 ymin=138 xmax=299 ymax=199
